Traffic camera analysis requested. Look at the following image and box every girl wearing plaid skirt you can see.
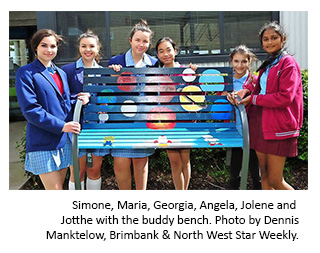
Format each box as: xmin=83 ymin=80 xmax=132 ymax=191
xmin=108 ymin=19 xmax=158 ymax=190
xmin=62 ymin=30 xmax=108 ymax=190
xmin=15 ymin=29 xmax=89 ymax=190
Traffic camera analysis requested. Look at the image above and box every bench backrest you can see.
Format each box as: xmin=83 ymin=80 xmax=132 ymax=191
xmin=82 ymin=67 xmax=235 ymax=131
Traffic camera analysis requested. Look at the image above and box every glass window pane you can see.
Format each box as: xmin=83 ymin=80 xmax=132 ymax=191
xmin=108 ymin=11 xmax=272 ymax=58
xmin=54 ymin=11 xmax=275 ymax=63
xmin=223 ymin=11 xmax=272 ymax=52
xmin=56 ymin=12 xmax=106 ymax=61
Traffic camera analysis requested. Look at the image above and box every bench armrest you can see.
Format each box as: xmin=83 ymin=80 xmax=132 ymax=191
xmin=71 ymin=99 xmax=83 ymax=190
xmin=234 ymin=96 xmax=250 ymax=190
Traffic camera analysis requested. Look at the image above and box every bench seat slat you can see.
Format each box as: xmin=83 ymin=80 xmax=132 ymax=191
xmin=83 ymin=112 xmax=232 ymax=121
xmin=84 ymin=66 xmax=233 ymax=75
xmin=78 ymin=131 xmax=242 ymax=139
xmin=85 ymin=104 xmax=232 ymax=113
xmin=78 ymin=142 xmax=243 ymax=149
xmin=84 ymin=84 xmax=233 ymax=93
xmin=85 ymin=76 xmax=232 ymax=84
xmin=78 ymin=128 xmax=243 ymax=149
xmin=82 ymin=122 xmax=236 ymax=129
xmin=91 ymin=95 xmax=229 ymax=104
xmin=78 ymin=126 xmax=243 ymax=149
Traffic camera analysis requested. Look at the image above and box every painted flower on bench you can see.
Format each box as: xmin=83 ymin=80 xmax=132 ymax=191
xmin=103 ymin=136 xmax=115 ymax=147
xmin=203 ymin=135 xmax=223 ymax=146
xmin=153 ymin=135 xmax=173 ymax=147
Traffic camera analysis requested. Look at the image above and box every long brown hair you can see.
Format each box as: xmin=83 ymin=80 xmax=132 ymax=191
xmin=31 ymin=29 xmax=64 ymax=55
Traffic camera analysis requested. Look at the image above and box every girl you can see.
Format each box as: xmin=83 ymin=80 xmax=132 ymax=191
xmin=15 ymin=29 xmax=88 ymax=190
xmin=235 ymin=22 xmax=303 ymax=190
xmin=108 ymin=19 xmax=158 ymax=190
xmin=226 ymin=45 xmax=261 ymax=190
xmin=155 ymin=37 xmax=197 ymax=190
xmin=62 ymin=30 xmax=108 ymax=190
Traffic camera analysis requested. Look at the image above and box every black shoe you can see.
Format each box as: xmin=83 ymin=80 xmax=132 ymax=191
xmin=227 ymin=178 xmax=240 ymax=190
xmin=252 ymin=181 xmax=262 ymax=190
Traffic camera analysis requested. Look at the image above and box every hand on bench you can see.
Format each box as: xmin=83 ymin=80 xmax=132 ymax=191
xmin=62 ymin=121 xmax=81 ymax=135
xmin=77 ymin=92 xmax=91 ymax=105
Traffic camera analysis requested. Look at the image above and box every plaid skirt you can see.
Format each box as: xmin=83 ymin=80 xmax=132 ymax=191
xmin=25 ymin=138 xmax=72 ymax=175
xmin=79 ymin=149 xmax=110 ymax=158
xmin=111 ymin=148 xmax=155 ymax=158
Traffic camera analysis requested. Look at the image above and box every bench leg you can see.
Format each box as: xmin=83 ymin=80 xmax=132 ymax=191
xmin=236 ymin=101 xmax=250 ymax=190
xmin=240 ymin=146 xmax=249 ymax=190
xmin=72 ymin=133 xmax=81 ymax=190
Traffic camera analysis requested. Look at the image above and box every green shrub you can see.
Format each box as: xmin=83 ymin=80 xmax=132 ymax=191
xmin=297 ymin=69 xmax=308 ymax=162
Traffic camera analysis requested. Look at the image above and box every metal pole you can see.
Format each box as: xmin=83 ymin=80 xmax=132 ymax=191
xmin=72 ymin=99 xmax=83 ymax=190
xmin=235 ymin=96 xmax=249 ymax=190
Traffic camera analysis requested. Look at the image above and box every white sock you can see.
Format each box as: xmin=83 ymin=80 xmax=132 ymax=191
xmin=86 ymin=177 xmax=101 ymax=190
xmin=68 ymin=180 xmax=85 ymax=190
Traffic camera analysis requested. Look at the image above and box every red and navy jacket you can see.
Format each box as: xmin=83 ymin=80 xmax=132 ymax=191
xmin=250 ymin=55 xmax=303 ymax=140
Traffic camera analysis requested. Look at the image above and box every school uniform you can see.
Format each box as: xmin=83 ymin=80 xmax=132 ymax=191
xmin=15 ymin=58 xmax=72 ymax=175
xmin=108 ymin=49 xmax=158 ymax=158
xmin=249 ymin=54 xmax=303 ymax=157
xmin=62 ymin=58 xmax=109 ymax=158
xmin=228 ymin=71 xmax=261 ymax=190
xmin=108 ymin=49 xmax=158 ymax=67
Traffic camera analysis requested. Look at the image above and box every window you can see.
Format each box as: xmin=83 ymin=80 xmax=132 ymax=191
xmin=56 ymin=12 xmax=107 ymax=62
xmin=223 ymin=12 xmax=273 ymax=52
xmin=54 ymin=11 xmax=276 ymax=64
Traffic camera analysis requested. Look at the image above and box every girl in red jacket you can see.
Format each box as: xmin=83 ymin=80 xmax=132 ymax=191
xmin=235 ymin=22 xmax=303 ymax=190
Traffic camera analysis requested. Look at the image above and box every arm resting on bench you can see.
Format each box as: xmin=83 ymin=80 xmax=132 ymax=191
xmin=71 ymin=99 xmax=83 ymax=190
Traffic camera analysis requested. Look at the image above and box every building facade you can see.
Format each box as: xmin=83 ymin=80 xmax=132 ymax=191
xmin=9 ymin=11 xmax=308 ymax=119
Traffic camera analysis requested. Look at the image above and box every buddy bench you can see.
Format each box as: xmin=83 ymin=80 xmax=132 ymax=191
xmin=72 ymin=67 xmax=249 ymax=190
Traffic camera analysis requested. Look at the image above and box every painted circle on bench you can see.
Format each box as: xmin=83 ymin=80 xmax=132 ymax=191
xmin=199 ymin=69 xmax=224 ymax=83
xmin=156 ymin=75 xmax=175 ymax=103
xmin=98 ymin=113 xmax=109 ymax=122
xmin=99 ymin=89 xmax=116 ymax=104
xmin=182 ymin=68 xmax=196 ymax=82
xmin=146 ymin=107 xmax=176 ymax=130
xmin=211 ymin=98 xmax=232 ymax=120
xmin=121 ymin=100 xmax=137 ymax=117
xmin=180 ymin=86 xmax=205 ymax=112
xmin=117 ymin=71 xmax=136 ymax=91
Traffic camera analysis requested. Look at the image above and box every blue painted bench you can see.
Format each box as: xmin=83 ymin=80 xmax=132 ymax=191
xmin=72 ymin=67 xmax=249 ymax=190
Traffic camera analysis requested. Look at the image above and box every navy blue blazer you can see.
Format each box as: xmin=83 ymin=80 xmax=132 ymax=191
xmin=15 ymin=59 xmax=72 ymax=152
xmin=61 ymin=62 xmax=83 ymax=108
xmin=108 ymin=52 xmax=158 ymax=67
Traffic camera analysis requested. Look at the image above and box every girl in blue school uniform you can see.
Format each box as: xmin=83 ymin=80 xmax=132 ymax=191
xmin=15 ymin=29 xmax=89 ymax=190
xmin=226 ymin=45 xmax=261 ymax=190
xmin=108 ymin=19 xmax=158 ymax=190
xmin=62 ymin=30 xmax=109 ymax=190
xmin=155 ymin=36 xmax=198 ymax=190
